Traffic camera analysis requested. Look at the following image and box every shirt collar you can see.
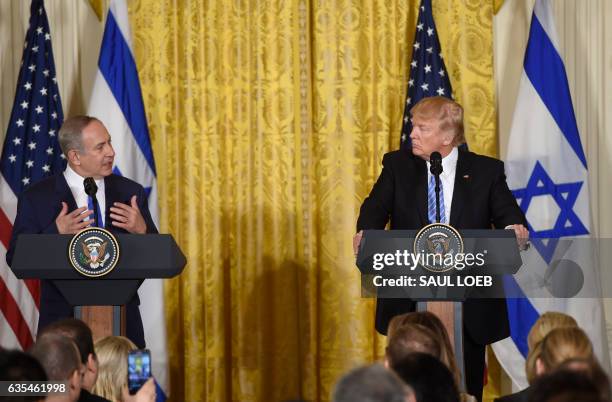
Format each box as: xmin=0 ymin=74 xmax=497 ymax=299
xmin=442 ymin=146 xmax=458 ymax=174
xmin=64 ymin=165 xmax=104 ymax=192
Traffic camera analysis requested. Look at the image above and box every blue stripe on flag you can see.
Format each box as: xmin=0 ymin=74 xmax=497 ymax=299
xmin=98 ymin=11 xmax=156 ymax=175
xmin=504 ymin=277 xmax=540 ymax=357
xmin=523 ymin=14 xmax=587 ymax=168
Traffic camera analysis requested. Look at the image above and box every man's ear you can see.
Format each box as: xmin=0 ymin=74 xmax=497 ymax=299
xmin=67 ymin=149 xmax=80 ymax=165
xmin=442 ymin=131 xmax=454 ymax=146
xmin=536 ymin=357 xmax=546 ymax=376
xmin=69 ymin=368 xmax=81 ymax=391
xmin=87 ymin=353 xmax=97 ymax=374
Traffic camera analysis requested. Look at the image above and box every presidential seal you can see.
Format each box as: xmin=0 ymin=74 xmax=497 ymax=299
xmin=413 ymin=223 xmax=464 ymax=273
xmin=68 ymin=227 xmax=120 ymax=277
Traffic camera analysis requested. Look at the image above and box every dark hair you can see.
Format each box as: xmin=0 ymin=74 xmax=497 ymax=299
xmin=333 ymin=364 xmax=407 ymax=402
xmin=557 ymin=358 xmax=611 ymax=402
xmin=39 ymin=318 xmax=95 ymax=364
xmin=388 ymin=312 xmax=461 ymax=386
xmin=28 ymin=334 xmax=81 ymax=381
xmin=386 ymin=323 xmax=442 ymax=367
xmin=528 ymin=369 xmax=602 ymax=402
xmin=0 ymin=349 xmax=47 ymax=402
xmin=392 ymin=352 xmax=460 ymax=402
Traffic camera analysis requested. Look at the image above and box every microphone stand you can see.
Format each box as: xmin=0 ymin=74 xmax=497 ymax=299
xmin=434 ymin=174 xmax=441 ymax=223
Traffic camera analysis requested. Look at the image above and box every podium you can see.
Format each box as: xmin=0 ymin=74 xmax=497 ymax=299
xmin=10 ymin=233 xmax=186 ymax=341
xmin=356 ymin=228 xmax=523 ymax=388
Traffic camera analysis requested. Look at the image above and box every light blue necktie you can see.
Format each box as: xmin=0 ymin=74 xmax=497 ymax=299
xmin=87 ymin=196 xmax=104 ymax=227
xmin=428 ymin=174 xmax=446 ymax=224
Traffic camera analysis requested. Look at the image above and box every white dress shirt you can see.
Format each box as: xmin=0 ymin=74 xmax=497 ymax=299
xmin=63 ymin=165 xmax=106 ymax=226
xmin=426 ymin=146 xmax=458 ymax=224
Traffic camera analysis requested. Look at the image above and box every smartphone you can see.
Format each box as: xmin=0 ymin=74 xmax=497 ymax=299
xmin=127 ymin=349 xmax=152 ymax=395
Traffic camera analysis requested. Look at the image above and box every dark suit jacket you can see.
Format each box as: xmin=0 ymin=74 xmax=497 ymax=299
xmin=357 ymin=149 xmax=526 ymax=345
xmin=494 ymin=387 xmax=530 ymax=402
xmin=78 ymin=389 xmax=111 ymax=402
xmin=6 ymin=173 xmax=158 ymax=345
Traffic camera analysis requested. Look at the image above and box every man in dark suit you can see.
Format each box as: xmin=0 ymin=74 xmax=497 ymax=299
xmin=353 ymin=96 xmax=528 ymax=401
xmin=6 ymin=115 xmax=157 ymax=348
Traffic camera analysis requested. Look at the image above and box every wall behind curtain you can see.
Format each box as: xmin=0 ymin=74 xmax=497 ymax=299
xmin=0 ymin=1 xmax=498 ymax=400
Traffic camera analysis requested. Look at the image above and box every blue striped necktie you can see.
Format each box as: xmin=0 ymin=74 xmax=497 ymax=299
xmin=428 ymin=175 xmax=446 ymax=224
xmin=87 ymin=196 xmax=103 ymax=227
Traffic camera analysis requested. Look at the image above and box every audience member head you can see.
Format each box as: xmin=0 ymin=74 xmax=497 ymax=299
xmin=39 ymin=318 xmax=98 ymax=391
xmin=29 ymin=334 xmax=82 ymax=402
xmin=558 ymin=357 xmax=611 ymax=402
xmin=525 ymin=312 xmax=579 ymax=384
xmin=527 ymin=312 xmax=578 ymax=350
xmin=388 ymin=312 xmax=460 ymax=387
xmin=528 ymin=369 xmax=602 ymax=402
xmin=536 ymin=327 xmax=594 ymax=376
xmin=391 ymin=352 xmax=460 ymax=402
xmin=0 ymin=348 xmax=46 ymax=402
xmin=92 ymin=336 xmax=137 ymax=402
xmin=333 ymin=363 xmax=409 ymax=402
xmin=385 ymin=323 xmax=441 ymax=368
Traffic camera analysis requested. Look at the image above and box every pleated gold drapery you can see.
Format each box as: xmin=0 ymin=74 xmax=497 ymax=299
xmin=127 ymin=1 xmax=498 ymax=400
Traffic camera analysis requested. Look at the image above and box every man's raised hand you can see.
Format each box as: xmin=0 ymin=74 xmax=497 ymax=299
xmin=55 ymin=202 xmax=93 ymax=234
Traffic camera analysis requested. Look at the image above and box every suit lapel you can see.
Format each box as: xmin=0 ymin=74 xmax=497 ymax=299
xmin=413 ymin=156 xmax=429 ymax=227
xmin=104 ymin=175 xmax=118 ymax=231
xmin=450 ymin=150 xmax=472 ymax=227
xmin=55 ymin=174 xmax=78 ymax=211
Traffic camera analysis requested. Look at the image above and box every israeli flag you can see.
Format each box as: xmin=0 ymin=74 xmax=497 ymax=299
xmin=87 ymin=0 xmax=168 ymax=397
xmin=492 ymin=0 xmax=609 ymax=389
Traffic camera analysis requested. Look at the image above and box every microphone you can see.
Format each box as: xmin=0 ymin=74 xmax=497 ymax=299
xmin=429 ymin=151 xmax=443 ymax=175
xmin=84 ymin=177 xmax=100 ymax=227
xmin=429 ymin=152 xmax=443 ymax=223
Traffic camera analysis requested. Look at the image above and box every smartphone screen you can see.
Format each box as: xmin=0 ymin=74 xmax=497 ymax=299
xmin=127 ymin=349 xmax=152 ymax=395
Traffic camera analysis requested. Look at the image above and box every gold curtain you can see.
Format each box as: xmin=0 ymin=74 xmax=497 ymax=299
xmin=128 ymin=0 xmax=498 ymax=400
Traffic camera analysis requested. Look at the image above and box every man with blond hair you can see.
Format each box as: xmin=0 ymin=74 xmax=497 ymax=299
xmin=354 ymin=96 xmax=528 ymax=401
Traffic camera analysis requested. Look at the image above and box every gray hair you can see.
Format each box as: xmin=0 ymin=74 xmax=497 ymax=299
xmin=28 ymin=333 xmax=81 ymax=382
xmin=333 ymin=364 xmax=408 ymax=402
xmin=58 ymin=115 xmax=100 ymax=154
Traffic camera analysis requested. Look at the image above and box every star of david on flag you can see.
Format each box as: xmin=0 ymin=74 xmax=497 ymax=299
xmin=512 ymin=161 xmax=588 ymax=264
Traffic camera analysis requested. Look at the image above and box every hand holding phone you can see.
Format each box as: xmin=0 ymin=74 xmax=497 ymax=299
xmin=123 ymin=378 xmax=156 ymax=402
xmin=128 ymin=349 xmax=152 ymax=395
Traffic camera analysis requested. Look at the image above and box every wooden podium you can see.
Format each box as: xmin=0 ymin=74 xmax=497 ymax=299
xmin=10 ymin=233 xmax=186 ymax=341
xmin=356 ymin=228 xmax=523 ymax=387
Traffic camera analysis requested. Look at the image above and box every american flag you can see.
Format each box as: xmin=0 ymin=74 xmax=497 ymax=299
xmin=400 ymin=0 xmax=454 ymax=150
xmin=0 ymin=0 xmax=65 ymax=350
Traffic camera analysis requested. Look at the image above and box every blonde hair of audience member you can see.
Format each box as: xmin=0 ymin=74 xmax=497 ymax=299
xmin=92 ymin=336 xmax=137 ymax=402
xmin=385 ymin=323 xmax=442 ymax=368
xmin=525 ymin=313 xmax=579 ymax=384
xmin=388 ymin=312 xmax=461 ymax=388
xmin=536 ymin=327 xmax=594 ymax=377
xmin=527 ymin=312 xmax=577 ymax=351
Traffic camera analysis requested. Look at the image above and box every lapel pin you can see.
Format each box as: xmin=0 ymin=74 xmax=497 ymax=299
xmin=463 ymin=174 xmax=470 ymax=179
